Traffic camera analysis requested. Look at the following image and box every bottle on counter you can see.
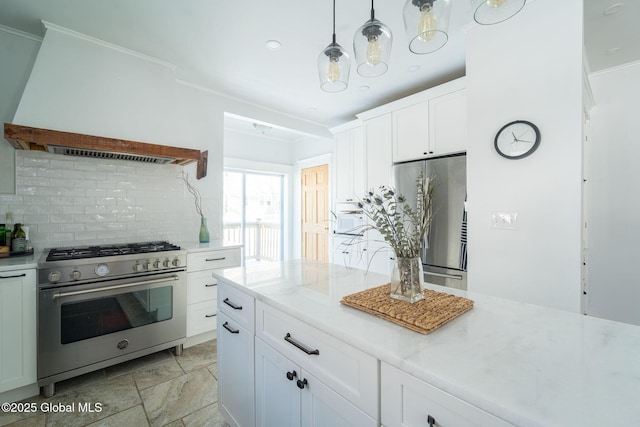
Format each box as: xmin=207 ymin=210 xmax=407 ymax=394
xmin=11 ymin=223 xmax=26 ymax=253
xmin=0 ymin=223 xmax=5 ymax=249
xmin=4 ymin=212 xmax=12 ymax=248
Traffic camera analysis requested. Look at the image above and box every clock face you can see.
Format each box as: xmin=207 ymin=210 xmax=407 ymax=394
xmin=494 ymin=120 xmax=540 ymax=159
xmin=95 ymin=263 xmax=110 ymax=276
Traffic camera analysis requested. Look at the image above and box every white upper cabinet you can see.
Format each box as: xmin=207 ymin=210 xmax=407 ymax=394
xmin=393 ymin=88 xmax=467 ymax=163
xmin=333 ymin=124 xmax=364 ymax=202
xmin=428 ymin=89 xmax=468 ymax=156
xmin=393 ymin=101 xmax=430 ymax=162
xmin=364 ymin=114 xmax=392 ymax=190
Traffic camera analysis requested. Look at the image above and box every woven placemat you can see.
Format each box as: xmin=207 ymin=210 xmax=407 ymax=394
xmin=340 ymin=284 xmax=474 ymax=334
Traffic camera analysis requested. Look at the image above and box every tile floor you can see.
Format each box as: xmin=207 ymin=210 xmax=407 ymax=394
xmin=0 ymin=340 xmax=230 ymax=427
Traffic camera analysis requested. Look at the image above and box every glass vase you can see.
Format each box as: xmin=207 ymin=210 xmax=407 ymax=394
xmin=199 ymin=216 xmax=210 ymax=243
xmin=390 ymin=256 xmax=425 ymax=303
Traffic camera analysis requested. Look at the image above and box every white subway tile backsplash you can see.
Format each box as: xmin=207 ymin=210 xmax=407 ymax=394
xmin=1 ymin=151 xmax=206 ymax=249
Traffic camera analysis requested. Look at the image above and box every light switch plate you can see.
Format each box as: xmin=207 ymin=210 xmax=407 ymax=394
xmin=491 ymin=211 xmax=518 ymax=230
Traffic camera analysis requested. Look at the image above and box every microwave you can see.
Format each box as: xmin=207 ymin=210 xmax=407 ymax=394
xmin=333 ymin=212 xmax=365 ymax=236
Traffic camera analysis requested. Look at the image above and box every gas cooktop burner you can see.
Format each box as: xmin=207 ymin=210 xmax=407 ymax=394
xmin=45 ymin=241 xmax=182 ymax=261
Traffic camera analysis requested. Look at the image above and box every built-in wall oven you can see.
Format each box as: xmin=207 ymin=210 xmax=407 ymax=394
xmin=37 ymin=241 xmax=187 ymax=397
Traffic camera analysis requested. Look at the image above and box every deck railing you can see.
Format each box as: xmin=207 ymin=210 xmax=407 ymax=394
xmin=223 ymin=220 xmax=281 ymax=262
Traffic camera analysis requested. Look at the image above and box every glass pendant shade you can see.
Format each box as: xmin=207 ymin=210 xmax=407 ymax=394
xmin=403 ymin=0 xmax=451 ymax=55
xmin=471 ymin=0 xmax=526 ymax=25
xmin=318 ymin=41 xmax=350 ymax=92
xmin=354 ymin=17 xmax=392 ymax=77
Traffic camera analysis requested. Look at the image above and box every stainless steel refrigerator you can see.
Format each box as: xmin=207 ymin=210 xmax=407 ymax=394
xmin=393 ymin=154 xmax=467 ymax=290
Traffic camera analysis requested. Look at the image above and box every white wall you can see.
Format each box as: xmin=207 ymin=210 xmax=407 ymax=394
xmin=586 ymin=60 xmax=640 ymax=325
xmin=0 ymin=26 xmax=41 ymax=194
xmin=466 ymin=0 xmax=584 ymax=312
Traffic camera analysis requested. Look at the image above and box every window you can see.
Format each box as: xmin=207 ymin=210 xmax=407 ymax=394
xmin=223 ymin=169 xmax=284 ymax=263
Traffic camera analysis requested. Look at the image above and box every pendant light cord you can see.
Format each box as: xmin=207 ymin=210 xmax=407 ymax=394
xmin=371 ymin=0 xmax=375 ymax=21
xmin=332 ymin=0 xmax=337 ymax=45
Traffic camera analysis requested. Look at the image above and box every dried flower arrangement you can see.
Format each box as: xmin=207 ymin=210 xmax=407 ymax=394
xmin=180 ymin=171 xmax=203 ymax=217
xmin=358 ymin=173 xmax=435 ymax=258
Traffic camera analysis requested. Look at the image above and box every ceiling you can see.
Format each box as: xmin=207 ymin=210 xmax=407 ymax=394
xmin=0 ymin=0 xmax=637 ymax=136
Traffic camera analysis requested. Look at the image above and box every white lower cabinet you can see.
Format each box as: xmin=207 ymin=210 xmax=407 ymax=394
xmin=186 ymin=247 xmax=241 ymax=343
xmin=217 ymin=311 xmax=255 ymax=427
xmin=381 ymin=363 xmax=513 ymax=427
xmin=255 ymin=337 xmax=375 ymax=427
xmin=0 ymin=268 xmax=36 ymax=395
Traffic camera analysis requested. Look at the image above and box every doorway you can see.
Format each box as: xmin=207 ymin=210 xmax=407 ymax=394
xmin=223 ymin=169 xmax=284 ymax=263
xmin=301 ymin=164 xmax=329 ymax=262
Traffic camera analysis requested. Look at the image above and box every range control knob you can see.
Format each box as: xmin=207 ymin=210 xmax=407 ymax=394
xmin=48 ymin=271 xmax=61 ymax=283
xmin=172 ymin=258 xmax=180 ymax=267
xmin=133 ymin=263 xmax=143 ymax=272
xmin=144 ymin=262 xmax=151 ymax=270
xmin=162 ymin=259 xmax=170 ymax=268
xmin=153 ymin=260 xmax=161 ymax=269
xmin=70 ymin=270 xmax=82 ymax=280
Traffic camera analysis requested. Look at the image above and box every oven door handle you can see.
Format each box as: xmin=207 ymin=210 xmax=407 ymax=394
xmin=52 ymin=275 xmax=180 ymax=299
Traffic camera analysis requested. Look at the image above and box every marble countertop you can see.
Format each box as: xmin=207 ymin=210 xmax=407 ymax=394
xmin=213 ymin=259 xmax=640 ymax=427
xmin=176 ymin=240 xmax=242 ymax=252
xmin=0 ymin=250 xmax=40 ymax=272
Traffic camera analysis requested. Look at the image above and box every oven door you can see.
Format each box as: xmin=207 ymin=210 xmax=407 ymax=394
xmin=37 ymin=271 xmax=186 ymax=382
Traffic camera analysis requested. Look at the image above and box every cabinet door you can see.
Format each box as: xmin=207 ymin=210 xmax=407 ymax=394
xmin=365 ymin=114 xmax=393 ymax=189
xmin=335 ymin=130 xmax=354 ymax=202
xmin=301 ymin=369 xmax=377 ymax=427
xmin=0 ymin=269 xmax=36 ymax=393
xmin=351 ymin=126 xmax=365 ymax=198
xmin=255 ymin=338 xmax=301 ymax=427
xmin=332 ymin=235 xmax=367 ymax=271
xmin=428 ymin=89 xmax=467 ymax=156
xmin=217 ymin=311 xmax=255 ymax=427
xmin=381 ymin=363 xmax=513 ymax=427
xmin=392 ymin=102 xmax=430 ymax=163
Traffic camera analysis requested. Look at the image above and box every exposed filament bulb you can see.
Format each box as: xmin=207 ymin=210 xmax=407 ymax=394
xmin=418 ymin=3 xmax=437 ymax=42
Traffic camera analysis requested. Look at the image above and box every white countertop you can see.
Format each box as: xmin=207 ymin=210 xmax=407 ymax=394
xmin=176 ymin=240 xmax=243 ymax=253
xmin=0 ymin=250 xmax=40 ymax=272
xmin=213 ymin=259 xmax=640 ymax=427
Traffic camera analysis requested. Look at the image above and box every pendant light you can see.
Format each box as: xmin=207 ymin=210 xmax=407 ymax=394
xmin=471 ymin=0 xmax=526 ymax=25
xmin=403 ymin=0 xmax=452 ymax=55
xmin=318 ymin=0 xmax=350 ymax=92
xmin=353 ymin=0 xmax=392 ymax=78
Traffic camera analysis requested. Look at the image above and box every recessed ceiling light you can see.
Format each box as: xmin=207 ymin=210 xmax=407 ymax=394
xmin=359 ymin=86 xmax=370 ymax=91
xmin=307 ymin=107 xmax=317 ymax=112
xmin=605 ymin=47 xmax=622 ymax=55
xmin=265 ymin=40 xmax=282 ymax=50
xmin=407 ymin=65 xmax=421 ymax=73
xmin=603 ymin=3 xmax=624 ymax=16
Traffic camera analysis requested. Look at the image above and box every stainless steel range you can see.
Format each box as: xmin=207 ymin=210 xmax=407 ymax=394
xmin=37 ymin=241 xmax=187 ymax=397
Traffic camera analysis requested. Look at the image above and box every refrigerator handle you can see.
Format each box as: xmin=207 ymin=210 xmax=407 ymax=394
xmin=424 ymin=271 xmax=464 ymax=280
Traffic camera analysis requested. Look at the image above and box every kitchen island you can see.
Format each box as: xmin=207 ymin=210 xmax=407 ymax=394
xmin=214 ymin=259 xmax=640 ymax=427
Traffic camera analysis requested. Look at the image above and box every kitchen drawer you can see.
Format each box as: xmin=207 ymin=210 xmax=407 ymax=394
xmin=187 ymin=248 xmax=241 ymax=273
xmin=255 ymin=301 xmax=377 ymax=419
xmin=187 ymin=270 xmax=218 ymax=304
xmin=217 ymin=280 xmax=254 ymax=333
xmin=381 ymin=362 xmax=514 ymax=427
xmin=187 ymin=300 xmax=218 ymax=337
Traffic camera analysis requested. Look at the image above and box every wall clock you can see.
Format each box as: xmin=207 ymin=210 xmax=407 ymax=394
xmin=494 ymin=120 xmax=541 ymax=159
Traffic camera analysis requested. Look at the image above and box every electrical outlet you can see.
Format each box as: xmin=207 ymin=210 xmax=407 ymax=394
xmin=491 ymin=212 xmax=518 ymax=230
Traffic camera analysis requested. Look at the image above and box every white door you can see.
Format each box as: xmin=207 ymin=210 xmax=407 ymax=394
xmin=255 ymin=338 xmax=301 ymax=427
xmin=217 ymin=312 xmax=255 ymax=427
xmin=301 ymin=370 xmax=377 ymax=427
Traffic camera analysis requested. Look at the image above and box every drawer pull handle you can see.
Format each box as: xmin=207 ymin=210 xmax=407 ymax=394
xmin=296 ymin=378 xmax=308 ymax=390
xmin=427 ymin=415 xmax=436 ymax=426
xmin=206 ymin=257 xmax=226 ymax=262
xmin=223 ymin=321 xmax=239 ymax=334
xmin=205 ymin=283 xmax=217 ymax=287
xmin=205 ymin=313 xmax=217 ymax=318
xmin=286 ymin=370 xmax=297 ymax=381
xmin=284 ymin=333 xmax=320 ymax=355
xmin=223 ymin=298 xmax=243 ymax=310
xmin=0 ymin=273 xmax=27 ymax=279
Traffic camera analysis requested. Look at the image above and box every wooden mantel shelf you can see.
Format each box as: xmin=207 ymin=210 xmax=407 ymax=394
xmin=4 ymin=123 xmax=208 ymax=179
